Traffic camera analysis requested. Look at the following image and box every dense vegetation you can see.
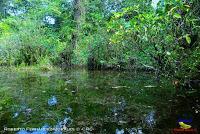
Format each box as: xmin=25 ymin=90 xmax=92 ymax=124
xmin=0 ymin=0 xmax=199 ymax=80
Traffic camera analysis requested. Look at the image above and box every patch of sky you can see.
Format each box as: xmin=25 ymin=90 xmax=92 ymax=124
xmin=151 ymin=0 xmax=160 ymax=9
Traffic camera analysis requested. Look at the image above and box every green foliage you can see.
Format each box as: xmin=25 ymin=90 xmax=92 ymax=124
xmin=0 ymin=0 xmax=199 ymax=79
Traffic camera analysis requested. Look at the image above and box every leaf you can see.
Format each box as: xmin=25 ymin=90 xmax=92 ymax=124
xmin=166 ymin=51 xmax=171 ymax=55
xmin=173 ymin=13 xmax=181 ymax=19
xmin=185 ymin=34 xmax=191 ymax=44
xmin=168 ymin=6 xmax=177 ymax=15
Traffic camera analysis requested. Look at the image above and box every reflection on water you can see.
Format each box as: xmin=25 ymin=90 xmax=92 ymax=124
xmin=144 ymin=111 xmax=156 ymax=128
xmin=0 ymin=68 xmax=198 ymax=133
xmin=48 ymin=96 xmax=58 ymax=106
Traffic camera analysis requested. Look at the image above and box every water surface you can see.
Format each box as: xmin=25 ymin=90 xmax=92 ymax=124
xmin=0 ymin=68 xmax=194 ymax=134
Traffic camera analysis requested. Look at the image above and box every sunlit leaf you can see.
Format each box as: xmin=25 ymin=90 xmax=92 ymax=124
xmin=185 ymin=34 xmax=191 ymax=44
xmin=173 ymin=13 xmax=181 ymax=19
xmin=168 ymin=6 xmax=177 ymax=15
xmin=166 ymin=52 xmax=171 ymax=55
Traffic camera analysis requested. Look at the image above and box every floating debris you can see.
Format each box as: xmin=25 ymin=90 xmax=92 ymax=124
xmin=116 ymin=128 xmax=124 ymax=134
xmin=144 ymin=85 xmax=156 ymax=88
xmin=112 ymin=86 xmax=129 ymax=89
xmin=118 ymin=120 xmax=127 ymax=124
xmin=71 ymin=90 xmax=76 ymax=95
xmin=48 ymin=96 xmax=57 ymax=106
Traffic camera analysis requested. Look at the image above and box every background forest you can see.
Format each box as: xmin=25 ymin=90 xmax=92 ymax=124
xmin=0 ymin=0 xmax=200 ymax=81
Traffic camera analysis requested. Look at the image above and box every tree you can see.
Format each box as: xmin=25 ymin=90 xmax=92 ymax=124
xmin=71 ymin=0 xmax=86 ymax=49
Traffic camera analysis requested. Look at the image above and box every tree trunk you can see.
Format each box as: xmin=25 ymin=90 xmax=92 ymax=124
xmin=71 ymin=0 xmax=85 ymax=49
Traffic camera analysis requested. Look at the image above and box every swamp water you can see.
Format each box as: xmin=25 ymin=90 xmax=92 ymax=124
xmin=0 ymin=68 xmax=198 ymax=134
